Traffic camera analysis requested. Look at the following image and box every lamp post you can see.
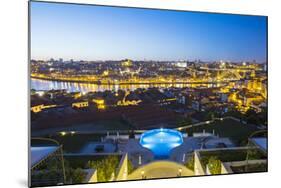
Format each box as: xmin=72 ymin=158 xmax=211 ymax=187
xmin=178 ymin=168 xmax=182 ymax=177
xmin=138 ymin=155 xmax=142 ymax=165
xmin=141 ymin=170 xmax=145 ymax=179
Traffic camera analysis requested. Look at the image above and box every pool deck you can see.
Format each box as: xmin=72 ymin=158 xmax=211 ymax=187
xmin=118 ymin=139 xmax=154 ymax=167
xmin=118 ymin=136 xmax=234 ymax=167
xmin=170 ymin=137 xmax=234 ymax=163
xmin=170 ymin=137 xmax=202 ymax=163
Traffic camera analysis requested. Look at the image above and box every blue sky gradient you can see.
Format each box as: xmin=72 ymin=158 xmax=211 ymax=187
xmin=30 ymin=2 xmax=267 ymax=62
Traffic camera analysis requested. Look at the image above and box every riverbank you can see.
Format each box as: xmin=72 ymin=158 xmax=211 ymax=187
xmin=31 ymin=75 xmax=236 ymax=85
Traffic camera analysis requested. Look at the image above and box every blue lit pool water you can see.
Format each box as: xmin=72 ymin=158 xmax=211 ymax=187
xmin=139 ymin=128 xmax=183 ymax=159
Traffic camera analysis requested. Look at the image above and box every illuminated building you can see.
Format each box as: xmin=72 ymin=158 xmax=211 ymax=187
xmin=35 ymin=91 xmax=45 ymax=97
xmin=102 ymin=70 xmax=109 ymax=76
xmin=72 ymin=92 xmax=82 ymax=99
xmin=117 ymin=100 xmax=142 ymax=106
xmin=31 ymin=104 xmax=44 ymax=113
xmin=93 ymin=99 xmax=106 ymax=110
xmin=122 ymin=59 xmax=133 ymax=67
xmin=72 ymin=101 xmax=89 ymax=108
xmin=117 ymin=90 xmax=142 ymax=106
xmin=174 ymin=61 xmax=187 ymax=68
xmin=31 ymin=104 xmax=57 ymax=113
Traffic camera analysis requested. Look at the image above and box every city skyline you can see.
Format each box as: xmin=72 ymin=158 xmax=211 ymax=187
xmin=31 ymin=2 xmax=267 ymax=63
xmin=31 ymin=57 xmax=266 ymax=63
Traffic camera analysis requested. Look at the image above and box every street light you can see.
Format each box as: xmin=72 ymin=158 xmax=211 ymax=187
xmin=138 ymin=155 xmax=142 ymax=165
xmin=178 ymin=168 xmax=182 ymax=177
xmin=182 ymin=153 xmax=186 ymax=162
xmin=60 ymin=131 xmax=66 ymax=136
xmin=141 ymin=170 xmax=145 ymax=179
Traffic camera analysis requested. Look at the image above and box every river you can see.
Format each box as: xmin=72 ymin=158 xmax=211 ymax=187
xmin=30 ymin=78 xmax=221 ymax=93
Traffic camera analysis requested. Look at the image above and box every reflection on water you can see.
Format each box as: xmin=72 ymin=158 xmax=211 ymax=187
xmin=31 ymin=78 xmax=218 ymax=93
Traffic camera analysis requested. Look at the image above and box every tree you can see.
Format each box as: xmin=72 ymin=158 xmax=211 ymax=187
xmin=185 ymin=154 xmax=195 ymax=171
xmin=225 ymin=108 xmax=244 ymax=122
xmin=127 ymin=159 xmax=134 ymax=174
xmin=207 ymin=156 xmax=221 ymax=175
xmin=72 ymin=168 xmax=86 ymax=184
xmin=205 ymin=111 xmax=215 ymax=121
xmin=245 ymin=109 xmax=260 ymax=125
xmin=64 ymin=160 xmax=86 ymax=184
xmin=247 ymin=149 xmax=264 ymax=160
xmin=86 ymin=155 xmax=119 ymax=182
xmin=259 ymin=107 xmax=268 ymax=126
xmin=177 ymin=116 xmax=192 ymax=126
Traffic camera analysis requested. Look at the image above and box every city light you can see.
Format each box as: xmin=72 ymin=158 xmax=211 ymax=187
xmin=93 ymin=99 xmax=106 ymax=110
xmin=60 ymin=132 xmax=66 ymax=136
xmin=36 ymin=91 xmax=45 ymax=97
xmin=102 ymin=70 xmax=109 ymax=76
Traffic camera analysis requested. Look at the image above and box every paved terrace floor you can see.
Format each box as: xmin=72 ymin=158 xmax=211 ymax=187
xmin=128 ymin=160 xmax=194 ymax=180
xmin=118 ymin=139 xmax=154 ymax=167
xmin=170 ymin=137 xmax=202 ymax=163
xmin=169 ymin=136 xmax=234 ymax=163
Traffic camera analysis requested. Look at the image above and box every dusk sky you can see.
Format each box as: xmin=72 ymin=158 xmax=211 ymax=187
xmin=30 ymin=1 xmax=267 ymax=62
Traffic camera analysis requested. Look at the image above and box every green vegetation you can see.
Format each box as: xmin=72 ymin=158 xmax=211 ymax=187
xmin=64 ymin=154 xmax=121 ymax=169
xmin=127 ymin=159 xmax=135 ymax=174
xmin=31 ymin=155 xmax=65 ymax=186
xmin=231 ymin=163 xmax=267 ymax=173
xmin=86 ymin=155 xmax=120 ymax=182
xmin=245 ymin=109 xmax=268 ymax=126
xmin=63 ymin=155 xmax=121 ymax=183
xmin=71 ymin=168 xmax=86 ymax=183
xmin=205 ymin=111 xmax=220 ymax=121
xmin=31 ymin=170 xmax=63 ymax=186
xmin=191 ymin=110 xmax=221 ymax=122
xmin=66 ymin=168 xmax=87 ymax=184
xmin=31 ymin=158 xmax=87 ymax=186
xmin=207 ymin=156 xmax=221 ymax=175
xmin=187 ymin=119 xmax=259 ymax=145
xmin=224 ymin=109 xmax=244 ymax=122
xmin=185 ymin=154 xmax=195 ymax=171
xmin=199 ymin=148 xmax=266 ymax=171
xmin=225 ymin=108 xmax=267 ymax=127
xmin=64 ymin=155 xmax=111 ymax=169
xmin=64 ymin=160 xmax=87 ymax=184
xmin=77 ymin=119 xmax=133 ymax=131
xmin=177 ymin=116 xmax=192 ymax=127
xmin=247 ymin=149 xmax=266 ymax=160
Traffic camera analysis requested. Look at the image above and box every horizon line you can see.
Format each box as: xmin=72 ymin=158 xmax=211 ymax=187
xmin=30 ymin=58 xmax=267 ymax=63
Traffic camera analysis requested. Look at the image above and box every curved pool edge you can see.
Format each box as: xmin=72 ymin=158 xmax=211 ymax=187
xmin=139 ymin=128 xmax=184 ymax=159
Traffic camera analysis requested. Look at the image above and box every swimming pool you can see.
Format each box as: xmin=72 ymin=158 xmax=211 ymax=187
xmin=139 ymin=128 xmax=184 ymax=159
